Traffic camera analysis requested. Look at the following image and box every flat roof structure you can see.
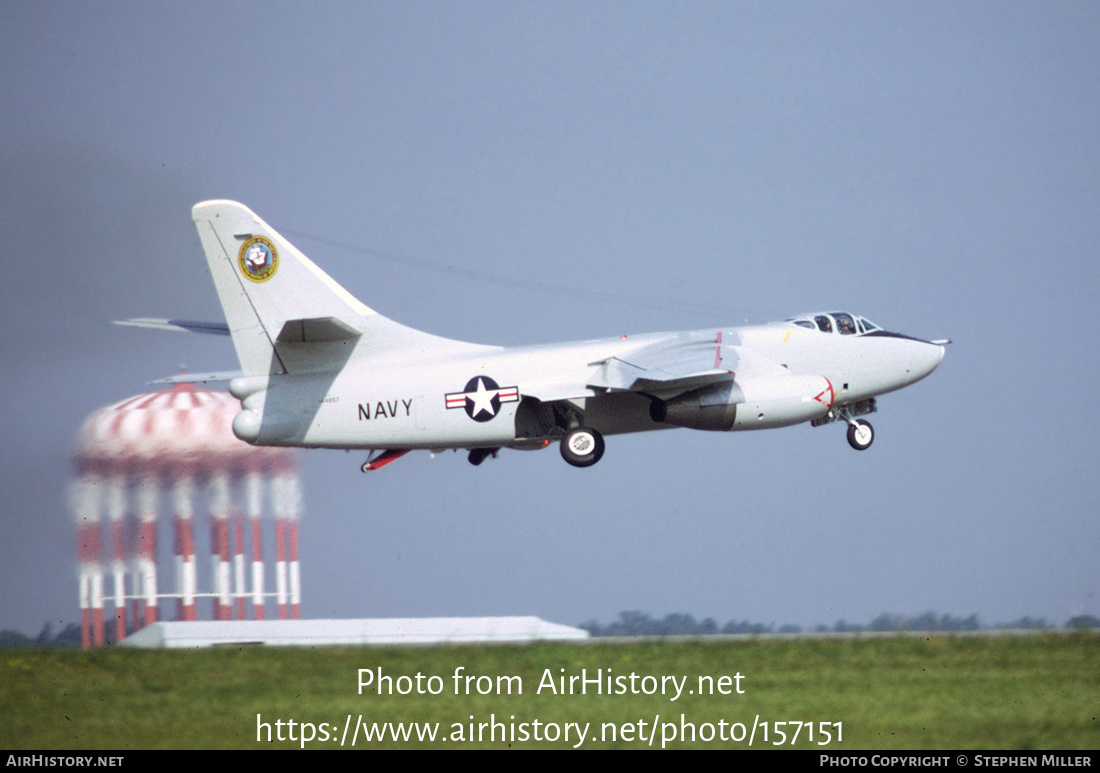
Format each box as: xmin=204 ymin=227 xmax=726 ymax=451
xmin=120 ymin=617 xmax=589 ymax=648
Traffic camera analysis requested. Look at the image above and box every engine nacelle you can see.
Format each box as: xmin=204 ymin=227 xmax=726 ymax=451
xmin=651 ymin=375 xmax=832 ymax=432
xmin=650 ymin=382 xmax=742 ymax=431
xmin=732 ymin=374 xmax=832 ymax=429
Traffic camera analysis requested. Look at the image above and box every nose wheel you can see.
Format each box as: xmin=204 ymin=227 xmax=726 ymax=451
xmin=846 ymin=419 xmax=874 ymax=451
xmin=560 ymin=427 xmax=605 ymax=467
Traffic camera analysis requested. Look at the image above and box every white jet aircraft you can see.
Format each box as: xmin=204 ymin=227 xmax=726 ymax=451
xmin=126 ymin=200 xmax=948 ymax=470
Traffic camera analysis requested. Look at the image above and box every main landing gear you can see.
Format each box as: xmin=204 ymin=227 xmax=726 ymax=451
xmin=560 ymin=426 xmax=605 ymax=467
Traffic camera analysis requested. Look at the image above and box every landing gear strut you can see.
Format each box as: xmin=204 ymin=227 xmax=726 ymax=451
xmin=813 ymin=399 xmax=877 ymax=451
xmin=560 ymin=427 xmax=605 ymax=467
xmin=846 ymin=419 xmax=874 ymax=451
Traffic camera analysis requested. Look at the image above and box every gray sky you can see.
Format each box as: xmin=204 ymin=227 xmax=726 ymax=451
xmin=2 ymin=2 xmax=1097 ymax=635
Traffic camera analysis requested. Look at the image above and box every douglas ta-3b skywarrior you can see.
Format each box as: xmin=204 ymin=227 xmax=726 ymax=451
xmin=123 ymin=201 xmax=949 ymax=471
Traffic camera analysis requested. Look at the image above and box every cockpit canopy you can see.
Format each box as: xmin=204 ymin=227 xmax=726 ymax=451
xmin=786 ymin=312 xmax=881 ymax=336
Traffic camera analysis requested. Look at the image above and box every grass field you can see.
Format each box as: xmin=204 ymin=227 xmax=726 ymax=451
xmin=2 ymin=633 xmax=1096 ymax=749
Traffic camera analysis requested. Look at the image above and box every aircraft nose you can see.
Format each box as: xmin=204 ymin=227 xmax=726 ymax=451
xmin=911 ymin=341 xmax=945 ymax=382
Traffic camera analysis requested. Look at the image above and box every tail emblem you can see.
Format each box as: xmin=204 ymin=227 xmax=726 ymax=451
xmin=238 ymin=236 xmax=279 ymax=283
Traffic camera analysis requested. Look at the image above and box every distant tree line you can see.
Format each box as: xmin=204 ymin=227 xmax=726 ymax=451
xmin=580 ymin=611 xmax=1100 ymax=637
xmin=0 ymin=622 xmax=82 ymax=649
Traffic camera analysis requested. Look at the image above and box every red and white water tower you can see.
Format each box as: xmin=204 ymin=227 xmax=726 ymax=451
xmin=71 ymin=382 xmax=301 ymax=647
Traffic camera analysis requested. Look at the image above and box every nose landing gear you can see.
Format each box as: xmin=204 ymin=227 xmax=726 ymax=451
xmin=846 ymin=419 xmax=874 ymax=451
xmin=812 ymin=398 xmax=877 ymax=451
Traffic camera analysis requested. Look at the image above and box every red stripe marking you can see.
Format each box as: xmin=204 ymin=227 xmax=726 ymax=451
xmin=813 ymin=377 xmax=836 ymax=409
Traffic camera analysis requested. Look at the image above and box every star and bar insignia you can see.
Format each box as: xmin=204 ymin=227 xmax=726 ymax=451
xmin=445 ymin=376 xmax=519 ymax=422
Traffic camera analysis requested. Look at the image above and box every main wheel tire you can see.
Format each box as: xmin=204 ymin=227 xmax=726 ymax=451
xmin=847 ymin=419 xmax=874 ymax=451
xmin=560 ymin=427 xmax=605 ymax=467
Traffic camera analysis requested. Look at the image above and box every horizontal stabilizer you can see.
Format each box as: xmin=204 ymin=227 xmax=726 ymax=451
xmin=275 ymin=317 xmax=362 ymax=344
xmin=113 ymin=318 xmax=231 ymax=336
xmin=150 ymin=371 xmax=243 ymax=384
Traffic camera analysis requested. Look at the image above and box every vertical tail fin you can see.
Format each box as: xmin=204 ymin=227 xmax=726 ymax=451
xmin=192 ymin=200 xmax=375 ymax=376
xmin=193 ymin=200 xmax=492 ymax=379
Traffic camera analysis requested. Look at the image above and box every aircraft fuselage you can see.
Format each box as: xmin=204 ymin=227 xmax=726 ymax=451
xmin=233 ymin=320 xmax=945 ymax=452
